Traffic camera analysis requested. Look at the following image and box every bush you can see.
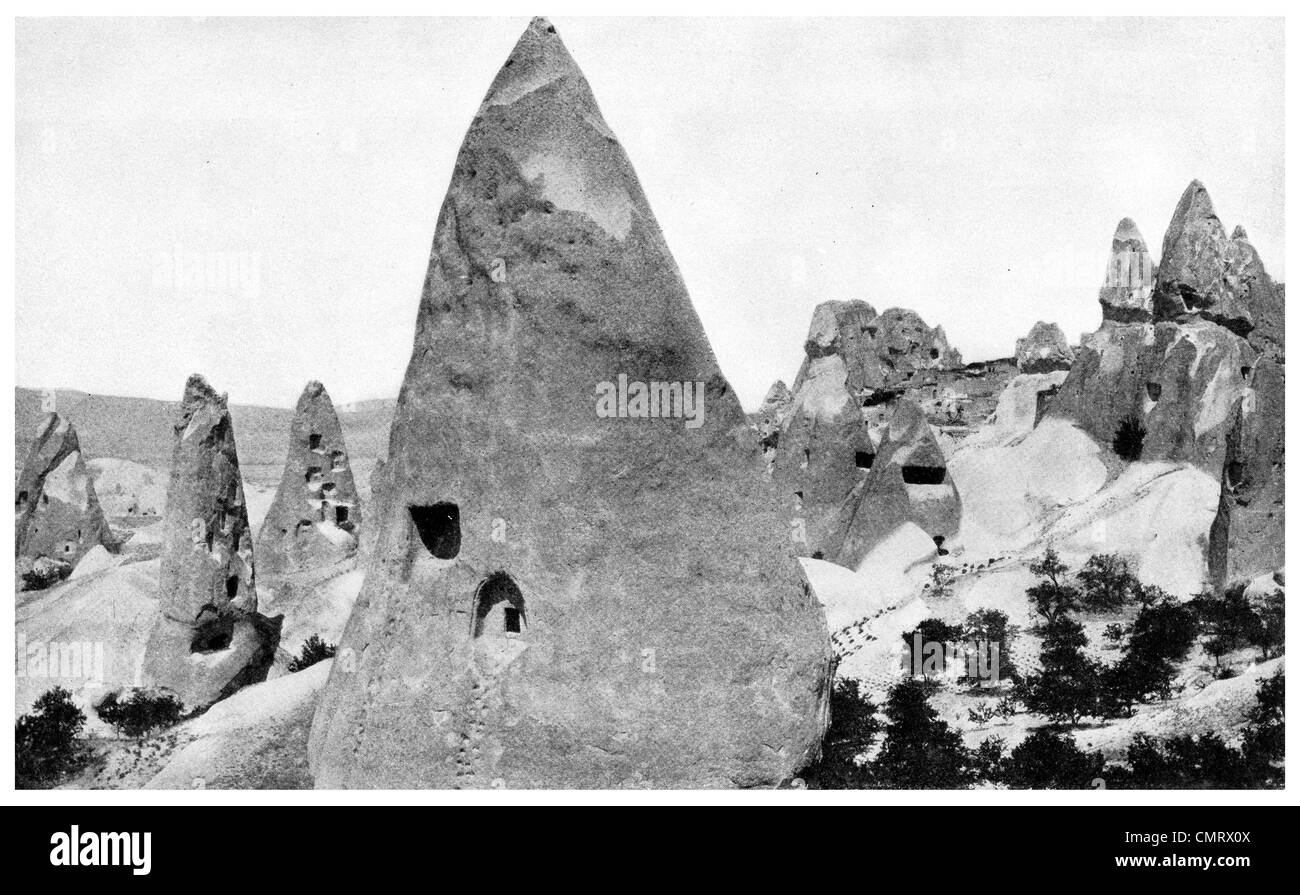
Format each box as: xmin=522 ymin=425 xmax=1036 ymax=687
xmin=803 ymin=679 xmax=881 ymax=789
xmin=1241 ymin=670 xmax=1284 ymax=787
xmin=288 ymin=634 xmax=338 ymax=672
xmin=962 ymin=608 xmax=1018 ymax=683
xmin=95 ymin=688 xmax=185 ymax=738
xmin=1006 ymin=727 xmax=1104 ymax=788
xmin=1112 ymin=415 xmax=1146 ymax=461
xmin=1190 ymin=586 xmax=1259 ymax=670
xmin=16 ymin=687 xmax=86 ymax=788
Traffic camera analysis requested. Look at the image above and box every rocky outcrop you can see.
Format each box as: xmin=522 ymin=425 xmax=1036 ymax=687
xmin=825 ymin=399 xmax=960 ymax=569
xmin=1015 ymin=321 xmax=1074 ymax=373
xmin=1052 ymin=182 xmax=1283 ymax=591
xmin=1054 ymin=194 xmax=1257 ymax=475
xmin=15 ymin=413 xmax=116 ymax=574
xmin=255 ymin=381 xmax=361 ymax=577
xmin=755 ymin=380 xmax=791 ymax=453
xmin=772 ymin=300 xmax=963 ymax=554
xmin=142 ymin=375 xmax=281 ymax=708
xmin=308 ymin=18 xmax=830 ymax=789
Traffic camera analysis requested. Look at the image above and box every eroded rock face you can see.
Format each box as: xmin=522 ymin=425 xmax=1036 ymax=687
xmin=1054 ymin=200 xmax=1258 ymax=475
xmin=1054 ymin=183 xmax=1284 ymax=591
xmin=308 ymin=18 xmax=830 ymax=789
xmin=825 ymin=399 xmax=960 ymax=569
xmin=1015 ymin=321 xmax=1075 ymax=373
xmin=773 ymin=300 xmax=963 ymax=554
xmin=256 ymin=382 xmax=360 ymax=577
xmin=15 ymin=413 xmax=116 ymax=572
xmin=142 ymin=375 xmax=281 ymax=708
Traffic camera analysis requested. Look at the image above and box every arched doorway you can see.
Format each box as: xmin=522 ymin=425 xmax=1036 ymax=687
xmin=471 ymin=572 xmax=526 ymax=638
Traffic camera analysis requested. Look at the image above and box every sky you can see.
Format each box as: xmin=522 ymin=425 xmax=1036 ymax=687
xmin=15 ymin=16 xmax=1284 ymax=411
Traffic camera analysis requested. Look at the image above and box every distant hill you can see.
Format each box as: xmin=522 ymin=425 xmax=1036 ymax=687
xmin=15 ymin=388 xmax=394 ymax=487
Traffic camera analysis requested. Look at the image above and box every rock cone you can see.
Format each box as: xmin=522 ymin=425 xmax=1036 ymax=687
xmin=142 ymin=375 xmax=281 ymax=708
xmin=1015 ymin=321 xmax=1075 ymax=373
xmin=308 ymin=18 xmax=830 ymax=789
xmin=256 ymin=381 xmax=361 ymax=577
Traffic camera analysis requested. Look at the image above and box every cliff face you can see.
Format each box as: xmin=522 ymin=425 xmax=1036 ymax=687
xmin=308 ymin=18 xmax=831 ymax=789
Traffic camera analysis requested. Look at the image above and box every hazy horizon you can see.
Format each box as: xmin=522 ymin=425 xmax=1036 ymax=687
xmin=16 ymin=16 xmax=1285 ymax=411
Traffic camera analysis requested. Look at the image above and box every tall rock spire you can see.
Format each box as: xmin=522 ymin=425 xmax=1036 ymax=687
xmin=255 ymin=381 xmax=360 ymax=577
xmin=142 ymin=375 xmax=281 ymax=708
xmin=15 ymin=412 xmax=116 ymax=573
xmin=308 ymin=18 xmax=830 ymax=788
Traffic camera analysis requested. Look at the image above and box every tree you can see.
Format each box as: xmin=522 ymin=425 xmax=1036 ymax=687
xmin=901 ymin=618 xmax=964 ymax=680
xmin=1077 ymin=554 xmax=1138 ymax=612
xmin=872 ymin=678 xmax=971 ymax=788
xmin=1241 ymin=671 xmax=1284 ymax=788
xmin=1248 ymin=589 xmax=1284 ymax=661
xmin=803 ymin=679 xmax=881 ymax=789
xmin=1006 ymin=727 xmax=1104 ymax=789
xmin=962 ymin=608 xmax=1018 ymax=683
xmin=15 ymin=687 xmax=86 ymax=788
xmin=1191 ymin=586 xmax=1257 ymax=672
xmin=1026 ymin=548 xmax=1080 ymax=624
xmin=1124 ymin=733 xmax=1253 ymax=789
xmin=971 ymin=736 xmax=1007 ymax=782
xmin=1112 ymin=414 xmax=1146 ymax=461
xmin=288 ymin=634 xmax=338 ymax=672
xmin=1018 ymin=616 xmax=1100 ymax=724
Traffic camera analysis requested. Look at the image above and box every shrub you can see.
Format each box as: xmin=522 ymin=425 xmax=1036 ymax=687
xmin=288 ymin=634 xmax=338 ymax=672
xmin=95 ymin=688 xmax=185 ymax=738
xmin=1112 ymin=415 xmax=1146 ymax=461
xmin=962 ymin=608 xmax=1018 ymax=683
xmin=1190 ymin=586 xmax=1258 ymax=670
xmin=15 ymin=687 xmax=86 ymax=788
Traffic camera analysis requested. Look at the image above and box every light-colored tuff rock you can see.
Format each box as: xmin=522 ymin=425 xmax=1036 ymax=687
xmin=15 ymin=413 xmax=117 ymax=573
xmin=1099 ymin=217 xmax=1155 ymax=322
xmin=255 ymin=381 xmax=361 ymax=578
xmin=773 ymin=300 xmax=963 ymax=554
xmin=308 ymin=18 xmax=830 ymax=789
xmin=1014 ymin=321 xmax=1075 ymax=373
xmin=142 ymin=375 xmax=281 ymax=708
xmin=825 ymin=399 xmax=960 ymax=569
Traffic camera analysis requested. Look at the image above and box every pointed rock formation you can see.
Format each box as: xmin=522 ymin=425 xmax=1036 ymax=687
xmin=15 ymin=413 xmax=116 ymax=574
xmin=1053 ymin=182 xmax=1284 ymax=590
xmin=142 ymin=375 xmax=281 ymax=708
xmin=1015 ymin=321 xmax=1075 ymax=373
xmin=1054 ymin=195 xmax=1255 ymax=475
xmin=308 ymin=18 xmax=830 ymax=789
xmin=256 ymin=382 xmax=361 ymax=577
xmin=825 ymin=399 xmax=960 ymax=568
xmin=1153 ymin=180 xmax=1253 ymax=334
xmin=1099 ymin=217 xmax=1155 ymax=322
xmin=755 ymin=380 xmax=791 ymax=457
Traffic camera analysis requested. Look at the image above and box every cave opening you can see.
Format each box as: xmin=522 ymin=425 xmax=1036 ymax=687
xmin=855 ymin=451 xmax=875 ymax=469
xmin=305 ymin=466 xmax=322 ymax=484
xmin=335 ymin=505 xmax=349 ymax=525
xmin=901 ymin=465 xmax=946 ymax=485
xmin=1146 ymin=382 xmax=1162 ymax=402
xmin=226 ymin=575 xmax=239 ymax=599
xmin=308 ymin=433 xmax=322 ymax=451
xmin=410 ymin=503 xmax=461 ymax=560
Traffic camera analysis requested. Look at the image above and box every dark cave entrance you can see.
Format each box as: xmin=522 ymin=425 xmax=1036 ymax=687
xmin=410 ymin=503 xmax=461 ymax=559
xmin=901 ymin=465 xmax=946 ymax=485
xmin=855 ymin=451 xmax=875 ymax=470
xmin=335 ymin=505 xmax=349 ymax=525
xmin=226 ymin=575 xmax=240 ymax=599
xmin=308 ymin=433 xmax=322 ymax=451
xmin=471 ymin=572 xmax=526 ymax=638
